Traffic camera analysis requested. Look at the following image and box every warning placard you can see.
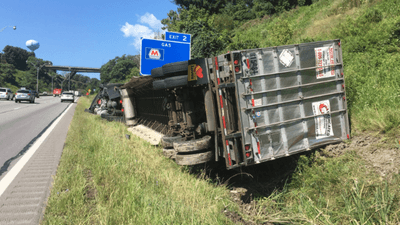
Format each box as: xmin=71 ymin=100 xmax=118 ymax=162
xmin=312 ymin=100 xmax=334 ymax=139
xmin=279 ymin=49 xmax=294 ymax=68
xmin=188 ymin=64 xmax=197 ymax=81
xmin=315 ymin=45 xmax=335 ymax=79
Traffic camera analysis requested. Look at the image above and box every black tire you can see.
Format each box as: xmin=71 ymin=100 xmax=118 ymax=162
xmin=7 ymin=96 xmax=10 ymax=101
xmin=175 ymin=150 xmax=214 ymax=166
xmin=162 ymin=61 xmax=188 ymax=75
xmin=15 ymin=100 xmax=18 ymax=103
xmin=153 ymin=75 xmax=188 ymax=90
xmin=173 ymin=136 xmax=212 ymax=153
xmin=151 ymin=67 xmax=164 ymax=78
xmin=161 ymin=135 xmax=185 ymax=149
xmin=152 ymin=79 xmax=166 ymax=90
xmin=162 ymin=148 xmax=177 ymax=159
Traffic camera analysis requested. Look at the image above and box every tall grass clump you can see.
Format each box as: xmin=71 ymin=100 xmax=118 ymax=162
xmin=251 ymin=152 xmax=400 ymax=224
xmin=42 ymin=97 xmax=235 ymax=224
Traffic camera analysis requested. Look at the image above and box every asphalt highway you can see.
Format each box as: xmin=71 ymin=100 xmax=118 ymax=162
xmin=0 ymin=96 xmax=77 ymax=224
xmin=0 ymin=96 xmax=70 ymax=172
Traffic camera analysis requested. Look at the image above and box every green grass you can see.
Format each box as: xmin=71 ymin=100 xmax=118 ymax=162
xmin=226 ymin=0 xmax=400 ymax=135
xmin=42 ymin=97 xmax=235 ymax=224
xmin=245 ymin=152 xmax=400 ymax=224
xmin=41 ymin=97 xmax=400 ymax=224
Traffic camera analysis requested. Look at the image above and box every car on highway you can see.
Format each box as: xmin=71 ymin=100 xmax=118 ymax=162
xmin=60 ymin=91 xmax=74 ymax=102
xmin=15 ymin=89 xmax=35 ymax=103
xmin=42 ymin=91 xmax=48 ymax=96
xmin=0 ymin=88 xmax=14 ymax=100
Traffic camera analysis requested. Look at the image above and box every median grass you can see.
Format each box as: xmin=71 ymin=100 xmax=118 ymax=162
xmin=42 ymin=96 xmax=234 ymax=225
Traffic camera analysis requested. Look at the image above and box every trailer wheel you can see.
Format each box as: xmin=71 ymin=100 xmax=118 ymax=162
xmin=162 ymin=148 xmax=177 ymax=159
xmin=151 ymin=67 xmax=164 ymax=78
xmin=162 ymin=61 xmax=188 ymax=75
xmin=173 ymin=135 xmax=211 ymax=153
xmin=175 ymin=150 xmax=214 ymax=166
xmin=153 ymin=75 xmax=188 ymax=90
xmin=161 ymin=135 xmax=184 ymax=149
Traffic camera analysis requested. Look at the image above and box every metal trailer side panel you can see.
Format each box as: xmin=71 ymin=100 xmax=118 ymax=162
xmin=233 ymin=40 xmax=349 ymax=165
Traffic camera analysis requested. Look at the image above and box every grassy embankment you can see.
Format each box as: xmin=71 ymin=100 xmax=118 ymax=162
xmin=43 ymin=0 xmax=400 ymax=224
xmin=224 ymin=0 xmax=400 ymax=223
xmin=42 ymin=96 xmax=234 ymax=224
xmin=227 ymin=0 xmax=400 ymax=135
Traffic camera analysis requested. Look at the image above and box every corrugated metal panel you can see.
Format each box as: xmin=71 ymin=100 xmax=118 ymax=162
xmin=233 ymin=40 xmax=349 ymax=164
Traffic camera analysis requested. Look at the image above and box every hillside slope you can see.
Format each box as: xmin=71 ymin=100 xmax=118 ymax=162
xmin=221 ymin=0 xmax=400 ymax=224
xmin=226 ymin=0 xmax=400 ymax=135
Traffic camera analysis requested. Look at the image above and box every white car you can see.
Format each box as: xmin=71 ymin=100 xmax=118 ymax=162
xmin=0 ymin=88 xmax=14 ymax=100
xmin=15 ymin=89 xmax=35 ymax=103
xmin=60 ymin=92 xmax=75 ymax=102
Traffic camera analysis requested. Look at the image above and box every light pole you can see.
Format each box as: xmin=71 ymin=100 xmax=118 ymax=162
xmin=0 ymin=26 xmax=16 ymax=32
xmin=27 ymin=60 xmax=48 ymax=93
xmin=0 ymin=26 xmax=16 ymax=64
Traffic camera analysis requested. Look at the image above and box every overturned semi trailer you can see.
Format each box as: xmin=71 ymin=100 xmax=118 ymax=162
xmin=122 ymin=39 xmax=350 ymax=169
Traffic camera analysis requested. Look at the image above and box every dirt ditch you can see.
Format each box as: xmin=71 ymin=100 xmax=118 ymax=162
xmin=189 ymin=133 xmax=400 ymax=224
xmin=323 ymin=134 xmax=400 ymax=178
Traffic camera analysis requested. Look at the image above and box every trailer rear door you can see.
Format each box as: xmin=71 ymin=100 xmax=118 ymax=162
xmin=234 ymin=40 xmax=350 ymax=164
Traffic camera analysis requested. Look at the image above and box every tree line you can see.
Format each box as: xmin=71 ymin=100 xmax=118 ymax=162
xmin=0 ymin=45 xmax=100 ymax=93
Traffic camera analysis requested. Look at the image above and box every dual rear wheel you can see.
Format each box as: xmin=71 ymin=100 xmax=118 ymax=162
xmin=161 ymin=135 xmax=213 ymax=166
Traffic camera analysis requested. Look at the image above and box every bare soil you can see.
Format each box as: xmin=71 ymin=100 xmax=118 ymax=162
xmin=323 ymin=134 xmax=400 ymax=178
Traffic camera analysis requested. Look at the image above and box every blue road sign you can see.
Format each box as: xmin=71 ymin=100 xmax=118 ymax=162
xmin=140 ymin=38 xmax=191 ymax=76
xmin=165 ymin=31 xmax=191 ymax=44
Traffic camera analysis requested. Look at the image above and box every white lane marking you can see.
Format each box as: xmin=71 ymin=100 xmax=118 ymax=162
xmin=0 ymin=103 xmax=74 ymax=197
xmin=14 ymin=107 xmax=21 ymax=110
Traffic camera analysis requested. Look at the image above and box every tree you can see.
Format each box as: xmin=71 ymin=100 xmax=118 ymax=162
xmin=2 ymin=45 xmax=35 ymax=70
xmin=0 ymin=63 xmax=15 ymax=84
xmin=220 ymin=0 xmax=256 ymax=22
xmin=100 ymin=54 xmax=139 ymax=84
xmin=162 ymin=6 xmax=230 ymax=58
xmin=252 ymin=0 xmax=275 ymax=17
xmin=188 ymin=20 xmax=228 ymax=58
xmin=87 ymin=78 xmax=100 ymax=91
xmin=172 ymin=0 xmax=228 ymax=14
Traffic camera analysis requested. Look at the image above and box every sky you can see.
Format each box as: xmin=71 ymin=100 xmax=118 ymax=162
xmin=0 ymin=0 xmax=178 ymax=79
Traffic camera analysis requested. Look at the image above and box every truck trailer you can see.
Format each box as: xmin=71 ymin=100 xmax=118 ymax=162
xmin=53 ymin=88 xmax=62 ymax=97
xmin=121 ymin=39 xmax=350 ymax=169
